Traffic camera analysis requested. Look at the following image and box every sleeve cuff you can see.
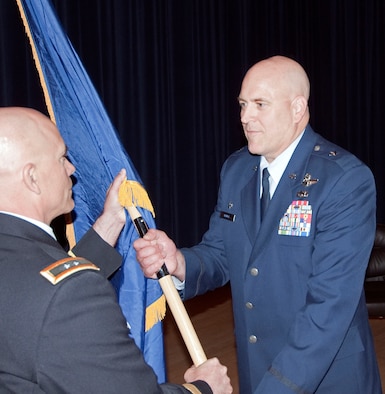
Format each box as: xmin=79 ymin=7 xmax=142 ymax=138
xmin=71 ymin=228 xmax=122 ymax=278
xmin=183 ymin=380 xmax=213 ymax=394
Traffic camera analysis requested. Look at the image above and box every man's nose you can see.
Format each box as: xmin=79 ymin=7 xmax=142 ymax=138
xmin=66 ymin=160 xmax=76 ymax=175
xmin=240 ymin=106 xmax=253 ymax=124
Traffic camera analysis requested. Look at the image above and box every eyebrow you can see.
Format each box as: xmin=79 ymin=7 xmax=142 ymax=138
xmin=237 ymin=96 xmax=269 ymax=103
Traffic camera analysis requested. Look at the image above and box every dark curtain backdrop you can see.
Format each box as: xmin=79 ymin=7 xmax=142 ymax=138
xmin=1 ymin=0 xmax=384 ymax=247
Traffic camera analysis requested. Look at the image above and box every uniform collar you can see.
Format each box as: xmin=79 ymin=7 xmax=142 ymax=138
xmin=0 ymin=211 xmax=56 ymax=240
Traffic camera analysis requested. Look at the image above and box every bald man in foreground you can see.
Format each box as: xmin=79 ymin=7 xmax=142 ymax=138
xmin=134 ymin=56 xmax=382 ymax=393
xmin=0 ymin=107 xmax=232 ymax=394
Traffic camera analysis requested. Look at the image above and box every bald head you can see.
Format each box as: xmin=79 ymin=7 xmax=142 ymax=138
xmin=0 ymin=107 xmax=56 ymax=175
xmin=243 ymin=56 xmax=310 ymax=102
xmin=0 ymin=107 xmax=75 ymax=223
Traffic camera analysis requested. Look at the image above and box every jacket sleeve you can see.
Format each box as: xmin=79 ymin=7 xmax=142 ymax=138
xmin=36 ymin=270 xmax=210 ymax=394
xmin=72 ymin=228 xmax=122 ymax=278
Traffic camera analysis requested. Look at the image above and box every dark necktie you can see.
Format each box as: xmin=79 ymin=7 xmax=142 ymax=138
xmin=261 ymin=167 xmax=270 ymax=220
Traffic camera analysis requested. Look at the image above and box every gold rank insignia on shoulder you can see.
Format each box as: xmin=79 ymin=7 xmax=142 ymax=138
xmin=40 ymin=257 xmax=100 ymax=285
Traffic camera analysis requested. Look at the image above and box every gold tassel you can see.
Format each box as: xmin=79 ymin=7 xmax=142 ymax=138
xmin=118 ymin=180 xmax=155 ymax=217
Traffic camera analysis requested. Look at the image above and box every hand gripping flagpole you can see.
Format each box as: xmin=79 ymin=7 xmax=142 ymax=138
xmin=119 ymin=181 xmax=207 ymax=366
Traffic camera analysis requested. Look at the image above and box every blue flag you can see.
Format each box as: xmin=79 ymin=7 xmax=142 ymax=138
xmin=16 ymin=0 xmax=166 ymax=382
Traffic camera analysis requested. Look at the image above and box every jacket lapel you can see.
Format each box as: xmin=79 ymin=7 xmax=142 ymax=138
xmin=247 ymin=127 xmax=318 ymax=264
xmin=241 ymin=159 xmax=262 ymax=244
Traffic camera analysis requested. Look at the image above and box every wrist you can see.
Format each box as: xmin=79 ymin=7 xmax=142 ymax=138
xmin=93 ymin=212 xmax=125 ymax=247
xmin=174 ymin=249 xmax=186 ymax=281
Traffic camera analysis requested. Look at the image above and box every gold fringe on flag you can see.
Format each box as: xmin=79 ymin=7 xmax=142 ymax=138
xmin=15 ymin=0 xmax=55 ymax=123
xmin=16 ymin=0 xmax=76 ymax=249
xmin=145 ymin=294 xmax=166 ymax=332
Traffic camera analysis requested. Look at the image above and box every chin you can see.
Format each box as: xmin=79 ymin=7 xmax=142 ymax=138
xmin=247 ymin=145 xmax=262 ymax=156
xmin=66 ymin=201 xmax=75 ymax=213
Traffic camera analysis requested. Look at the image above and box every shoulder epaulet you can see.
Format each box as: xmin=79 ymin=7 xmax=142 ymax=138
xmin=40 ymin=257 xmax=100 ymax=285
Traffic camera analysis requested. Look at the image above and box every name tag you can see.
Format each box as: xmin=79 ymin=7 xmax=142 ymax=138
xmin=220 ymin=211 xmax=236 ymax=222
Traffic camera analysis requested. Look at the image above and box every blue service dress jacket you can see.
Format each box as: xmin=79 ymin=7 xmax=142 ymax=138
xmin=0 ymin=214 xmax=209 ymax=394
xmin=182 ymin=126 xmax=382 ymax=394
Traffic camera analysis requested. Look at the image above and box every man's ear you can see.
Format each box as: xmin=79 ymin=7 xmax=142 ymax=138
xmin=23 ymin=163 xmax=41 ymax=194
xmin=292 ymin=96 xmax=308 ymax=122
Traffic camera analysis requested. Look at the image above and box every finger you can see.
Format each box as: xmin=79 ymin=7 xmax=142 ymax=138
xmin=111 ymin=168 xmax=127 ymax=191
xmin=141 ymin=228 xmax=159 ymax=241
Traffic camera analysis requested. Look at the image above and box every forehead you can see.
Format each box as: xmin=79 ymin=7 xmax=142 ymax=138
xmin=30 ymin=122 xmax=66 ymax=161
xmin=46 ymin=134 xmax=66 ymax=157
xmin=239 ymin=79 xmax=288 ymax=105
xmin=239 ymin=65 xmax=290 ymax=102
xmin=37 ymin=117 xmax=65 ymax=147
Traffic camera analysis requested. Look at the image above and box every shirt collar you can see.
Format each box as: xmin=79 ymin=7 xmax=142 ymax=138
xmin=0 ymin=211 xmax=57 ymax=240
xmin=260 ymin=129 xmax=305 ymax=197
